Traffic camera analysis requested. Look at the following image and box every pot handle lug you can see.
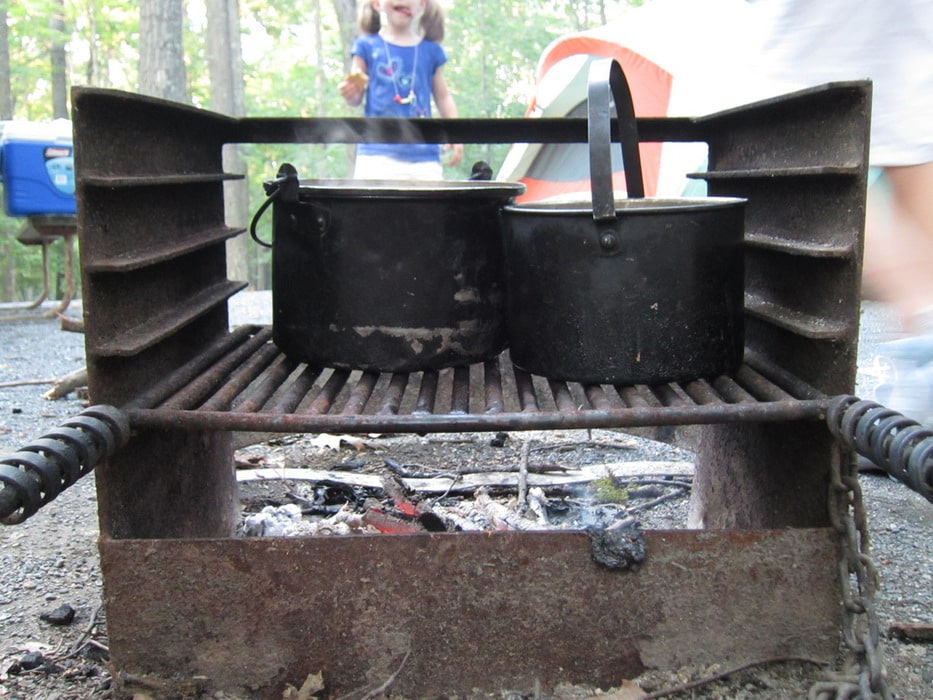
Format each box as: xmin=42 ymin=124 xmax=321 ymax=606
xmin=249 ymin=163 xmax=300 ymax=248
xmin=587 ymin=58 xmax=645 ymax=224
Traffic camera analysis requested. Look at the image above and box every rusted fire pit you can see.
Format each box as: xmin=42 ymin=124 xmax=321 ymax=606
xmin=62 ymin=80 xmax=874 ymax=698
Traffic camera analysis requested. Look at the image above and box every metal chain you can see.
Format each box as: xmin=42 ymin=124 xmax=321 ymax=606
xmin=809 ymin=401 xmax=892 ymax=700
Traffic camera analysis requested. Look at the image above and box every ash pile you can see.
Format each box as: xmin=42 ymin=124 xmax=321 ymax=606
xmin=235 ymin=429 xmax=694 ymax=539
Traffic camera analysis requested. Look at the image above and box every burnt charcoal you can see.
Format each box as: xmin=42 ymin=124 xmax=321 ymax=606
xmin=417 ymin=511 xmax=448 ymax=532
xmin=10 ymin=651 xmax=44 ymax=674
xmin=588 ymin=522 xmax=646 ymax=571
xmin=40 ymin=603 xmax=76 ymax=626
xmin=627 ymin=485 xmax=665 ymax=499
xmin=489 ymin=432 xmax=509 ymax=447
xmin=383 ymin=457 xmax=438 ymax=479
xmin=83 ymin=645 xmax=109 ymax=663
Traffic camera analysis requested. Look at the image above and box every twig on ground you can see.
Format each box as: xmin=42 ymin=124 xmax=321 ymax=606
xmin=57 ymin=314 xmax=85 ymax=333
xmin=83 ymin=638 xmax=110 ymax=654
xmin=517 ymin=439 xmax=531 ymax=509
xmin=57 ymin=604 xmax=104 ymax=660
xmin=628 ymin=489 xmax=690 ymax=513
xmin=43 ymin=367 xmax=88 ymax=400
xmin=642 ymin=656 xmax=829 ymax=699
xmin=336 ymin=649 xmax=411 ymax=700
xmin=0 ymin=378 xmax=57 ymax=388
xmin=530 ymin=438 xmax=637 ymax=453
xmin=429 ymin=472 xmax=462 ymax=504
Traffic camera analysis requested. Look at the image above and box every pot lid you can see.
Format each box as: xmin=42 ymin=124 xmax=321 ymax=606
xmin=297 ymin=179 xmax=525 ymax=200
xmin=504 ymin=195 xmax=746 ymax=214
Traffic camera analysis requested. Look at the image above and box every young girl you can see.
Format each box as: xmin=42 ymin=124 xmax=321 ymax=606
xmin=338 ymin=0 xmax=464 ymax=180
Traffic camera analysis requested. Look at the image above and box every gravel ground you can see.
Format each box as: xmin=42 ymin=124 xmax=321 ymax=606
xmin=0 ymin=294 xmax=929 ymax=699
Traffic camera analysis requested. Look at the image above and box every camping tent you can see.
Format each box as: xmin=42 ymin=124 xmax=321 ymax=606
xmin=497 ymin=0 xmax=763 ymax=201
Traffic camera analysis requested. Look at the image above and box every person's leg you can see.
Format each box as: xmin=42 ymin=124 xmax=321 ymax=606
xmin=865 ymin=162 xmax=933 ymax=330
xmin=865 ymin=161 xmax=933 ymax=421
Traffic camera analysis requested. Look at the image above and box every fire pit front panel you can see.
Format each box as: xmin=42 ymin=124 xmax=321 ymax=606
xmin=101 ymin=529 xmax=840 ymax=698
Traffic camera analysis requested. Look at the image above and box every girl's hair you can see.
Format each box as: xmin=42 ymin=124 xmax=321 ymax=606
xmin=359 ymin=1 xmax=446 ymax=42
xmin=420 ymin=1 xmax=445 ymax=42
xmin=359 ymin=3 xmax=380 ymax=34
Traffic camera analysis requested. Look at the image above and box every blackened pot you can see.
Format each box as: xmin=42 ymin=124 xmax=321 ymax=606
xmin=500 ymin=58 xmax=746 ymax=384
xmin=263 ymin=168 xmax=524 ymax=372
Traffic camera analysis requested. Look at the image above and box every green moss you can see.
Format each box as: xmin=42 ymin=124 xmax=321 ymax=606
xmin=591 ymin=476 xmax=630 ymax=504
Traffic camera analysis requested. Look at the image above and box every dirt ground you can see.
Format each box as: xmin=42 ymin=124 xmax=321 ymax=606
xmin=0 ymin=300 xmax=930 ymax=699
xmin=0 ymin=431 xmax=930 ymax=700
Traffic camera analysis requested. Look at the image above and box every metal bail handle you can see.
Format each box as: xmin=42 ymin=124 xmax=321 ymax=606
xmin=587 ymin=58 xmax=646 ymax=223
xmin=249 ymin=163 xmax=300 ymax=249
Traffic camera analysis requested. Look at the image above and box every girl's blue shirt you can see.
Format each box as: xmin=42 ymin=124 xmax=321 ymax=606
xmin=351 ymin=35 xmax=448 ymax=162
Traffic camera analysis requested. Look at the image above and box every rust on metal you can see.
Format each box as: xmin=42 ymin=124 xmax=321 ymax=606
xmin=101 ymin=529 xmax=841 ymax=699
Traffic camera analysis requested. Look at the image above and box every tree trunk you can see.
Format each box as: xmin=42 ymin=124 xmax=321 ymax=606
xmin=50 ymin=0 xmax=68 ymax=118
xmin=332 ymin=0 xmax=358 ymax=72
xmin=85 ymin=0 xmax=99 ymax=85
xmin=138 ymin=0 xmax=187 ymax=102
xmin=332 ymin=0 xmax=360 ymax=173
xmin=206 ymin=0 xmax=250 ymax=286
xmin=0 ymin=0 xmax=12 ymax=119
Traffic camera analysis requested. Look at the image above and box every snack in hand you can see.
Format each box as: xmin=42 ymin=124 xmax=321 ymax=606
xmin=345 ymin=71 xmax=369 ymax=91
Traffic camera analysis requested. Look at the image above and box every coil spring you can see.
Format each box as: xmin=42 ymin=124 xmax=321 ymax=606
xmin=827 ymin=395 xmax=933 ymax=504
xmin=0 ymin=405 xmax=130 ymax=524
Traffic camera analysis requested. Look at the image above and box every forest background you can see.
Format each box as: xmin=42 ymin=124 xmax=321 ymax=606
xmin=0 ymin=0 xmax=642 ymax=297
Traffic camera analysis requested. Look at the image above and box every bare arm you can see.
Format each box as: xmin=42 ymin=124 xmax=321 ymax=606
xmin=432 ymin=67 xmax=464 ymax=167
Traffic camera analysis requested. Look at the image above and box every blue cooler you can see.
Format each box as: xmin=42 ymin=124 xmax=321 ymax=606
xmin=0 ymin=120 xmax=76 ymax=217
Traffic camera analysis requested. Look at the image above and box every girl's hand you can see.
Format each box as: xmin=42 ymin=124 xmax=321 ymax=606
xmin=339 ymin=68 xmax=368 ymax=106
xmin=444 ymin=143 xmax=464 ymax=167
xmin=339 ymin=79 xmax=364 ymax=107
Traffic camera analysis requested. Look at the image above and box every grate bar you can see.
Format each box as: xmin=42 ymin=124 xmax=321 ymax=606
xmin=201 ymin=343 xmax=282 ymax=411
xmin=651 ymin=383 xmax=689 ymax=408
xmin=377 ymin=373 xmax=410 ymax=416
xmin=415 ymin=370 xmax=439 ymax=414
xmin=584 ymin=384 xmax=612 ymax=411
xmin=306 ymin=369 xmax=350 ymax=415
xmin=681 ymin=378 xmax=726 ymax=406
xmin=451 ymin=366 xmax=471 ymax=413
xmin=733 ymin=364 xmax=795 ymax=402
xmin=342 ymin=372 xmax=379 ymax=415
xmin=269 ymin=365 xmax=321 ymax=413
xmin=617 ymin=385 xmax=651 ymax=408
xmin=711 ymin=376 xmax=756 ymax=403
xmin=514 ymin=368 xmax=539 ymax=412
xmin=549 ymin=379 xmax=578 ymax=412
xmin=483 ymin=360 xmax=504 ymax=414
xmin=229 ymin=355 xmax=300 ymax=413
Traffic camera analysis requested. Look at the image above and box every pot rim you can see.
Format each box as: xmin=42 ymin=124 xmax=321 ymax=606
xmin=295 ymin=179 xmax=525 ymax=200
xmin=503 ymin=195 xmax=746 ymax=215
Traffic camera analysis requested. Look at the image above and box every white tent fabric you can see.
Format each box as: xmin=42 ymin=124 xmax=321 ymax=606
xmin=498 ymin=0 xmax=765 ymax=199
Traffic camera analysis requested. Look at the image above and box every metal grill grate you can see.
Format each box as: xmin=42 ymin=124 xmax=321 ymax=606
xmin=122 ymin=324 xmax=829 ymax=434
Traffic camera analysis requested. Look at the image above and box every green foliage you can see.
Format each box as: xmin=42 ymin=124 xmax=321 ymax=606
xmin=1 ymin=0 xmax=641 ymax=296
xmin=0 ymin=215 xmax=76 ymax=302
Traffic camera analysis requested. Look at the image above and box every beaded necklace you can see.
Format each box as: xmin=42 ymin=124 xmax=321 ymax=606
xmin=380 ymin=35 xmax=419 ymax=105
